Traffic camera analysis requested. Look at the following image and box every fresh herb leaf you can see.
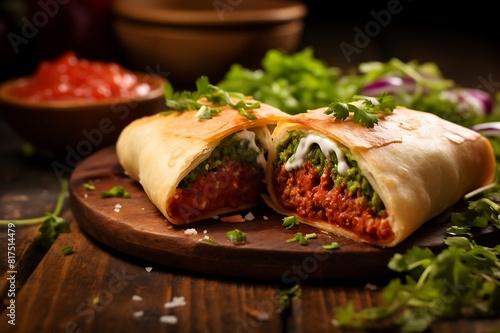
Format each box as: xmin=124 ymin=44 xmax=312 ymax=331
xmin=451 ymin=197 xmax=500 ymax=230
xmin=277 ymin=284 xmax=301 ymax=310
xmin=286 ymin=232 xmax=306 ymax=245
xmin=282 ymin=216 xmax=300 ymax=229
xmin=305 ymin=233 xmax=317 ymax=240
xmin=322 ymin=242 xmax=340 ymax=250
xmin=100 ymin=186 xmax=130 ymax=198
xmin=83 ymin=180 xmax=95 ymax=191
xmin=0 ymin=179 xmax=68 ymax=226
xmin=164 ymin=75 xmax=260 ymax=119
xmin=203 ymin=237 xmax=220 ymax=246
xmin=61 ymin=245 xmax=74 ymax=255
xmin=226 ymin=229 xmax=247 ymax=245
xmin=324 ymin=93 xmax=395 ymax=128
xmin=332 ymin=237 xmax=500 ymax=332
xmin=194 ymin=105 xmax=220 ymax=119
xmin=286 ymin=232 xmax=316 ymax=245
xmin=38 ymin=213 xmax=70 ymax=248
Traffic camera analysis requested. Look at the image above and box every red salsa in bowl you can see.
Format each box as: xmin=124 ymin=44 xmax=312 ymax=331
xmin=0 ymin=51 xmax=167 ymax=152
xmin=11 ymin=51 xmax=152 ymax=102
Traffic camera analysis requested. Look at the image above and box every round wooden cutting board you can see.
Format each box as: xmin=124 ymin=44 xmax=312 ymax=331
xmin=69 ymin=146 xmax=498 ymax=281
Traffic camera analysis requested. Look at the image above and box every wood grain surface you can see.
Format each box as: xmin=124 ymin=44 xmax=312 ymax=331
xmin=69 ymin=146 xmax=500 ymax=281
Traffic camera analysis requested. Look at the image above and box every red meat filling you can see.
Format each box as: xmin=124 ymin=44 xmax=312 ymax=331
xmin=169 ymin=160 xmax=264 ymax=222
xmin=273 ymin=161 xmax=394 ymax=243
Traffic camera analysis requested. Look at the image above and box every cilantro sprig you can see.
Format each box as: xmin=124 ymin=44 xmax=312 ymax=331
xmin=164 ymin=76 xmax=260 ymax=119
xmin=0 ymin=179 xmax=68 ymax=227
xmin=226 ymin=229 xmax=247 ymax=245
xmin=38 ymin=214 xmax=70 ymax=248
xmin=100 ymin=185 xmax=131 ymax=198
xmin=449 ymin=195 xmax=500 ymax=235
xmin=277 ymin=284 xmax=301 ymax=311
xmin=282 ymin=215 xmax=300 ymax=229
xmin=324 ymin=93 xmax=396 ymax=128
xmin=333 ymin=237 xmax=500 ymax=332
xmin=0 ymin=179 xmax=70 ymax=247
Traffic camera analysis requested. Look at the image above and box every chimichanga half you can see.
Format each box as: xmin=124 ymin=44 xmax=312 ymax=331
xmin=116 ymin=97 xmax=289 ymax=225
xmin=264 ymin=106 xmax=496 ymax=247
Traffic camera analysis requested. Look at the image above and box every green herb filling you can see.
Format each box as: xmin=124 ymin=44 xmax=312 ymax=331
xmin=179 ymin=132 xmax=265 ymax=189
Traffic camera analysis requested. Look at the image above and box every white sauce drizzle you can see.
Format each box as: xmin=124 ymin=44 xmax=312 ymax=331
xmin=285 ymin=133 xmax=349 ymax=176
xmin=235 ymin=129 xmax=266 ymax=169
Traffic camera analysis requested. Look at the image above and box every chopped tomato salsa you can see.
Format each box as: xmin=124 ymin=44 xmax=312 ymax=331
xmin=12 ymin=51 xmax=151 ymax=102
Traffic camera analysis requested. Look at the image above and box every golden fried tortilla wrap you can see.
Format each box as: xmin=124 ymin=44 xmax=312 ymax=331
xmin=264 ymin=106 xmax=496 ymax=247
xmin=116 ymin=98 xmax=289 ymax=224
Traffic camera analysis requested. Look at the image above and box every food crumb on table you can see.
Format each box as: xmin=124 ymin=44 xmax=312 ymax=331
xmin=133 ymin=310 xmax=144 ymax=318
xmin=159 ymin=315 xmax=178 ymax=324
xmin=145 ymin=266 xmax=153 ymax=272
xmin=164 ymin=296 xmax=186 ymax=308
xmin=132 ymin=295 xmax=143 ymax=301
xmin=244 ymin=212 xmax=255 ymax=221
xmin=184 ymin=228 xmax=198 ymax=235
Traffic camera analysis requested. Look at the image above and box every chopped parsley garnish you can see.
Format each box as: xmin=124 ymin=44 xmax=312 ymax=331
xmin=322 ymin=242 xmax=340 ymax=250
xmin=39 ymin=214 xmax=71 ymax=248
xmin=83 ymin=180 xmax=95 ymax=191
xmin=100 ymin=185 xmax=131 ymax=198
xmin=277 ymin=284 xmax=301 ymax=310
xmin=286 ymin=232 xmax=317 ymax=246
xmin=203 ymin=237 xmax=220 ymax=246
xmin=164 ymin=75 xmax=260 ymax=119
xmin=61 ymin=245 xmax=74 ymax=255
xmin=324 ymin=93 xmax=396 ymax=128
xmin=226 ymin=229 xmax=247 ymax=245
xmin=282 ymin=216 xmax=300 ymax=229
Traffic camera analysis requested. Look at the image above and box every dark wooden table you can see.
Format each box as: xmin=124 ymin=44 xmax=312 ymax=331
xmin=2 ymin=8 xmax=500 ymax=332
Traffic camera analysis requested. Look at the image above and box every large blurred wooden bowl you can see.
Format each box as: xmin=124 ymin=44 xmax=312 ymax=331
xmin=112 ymin=0 xmax=307 ymax=88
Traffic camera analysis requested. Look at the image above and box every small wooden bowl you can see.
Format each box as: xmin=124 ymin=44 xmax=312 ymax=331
xmin=0 ymin=72 xmax=167 ymax=154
